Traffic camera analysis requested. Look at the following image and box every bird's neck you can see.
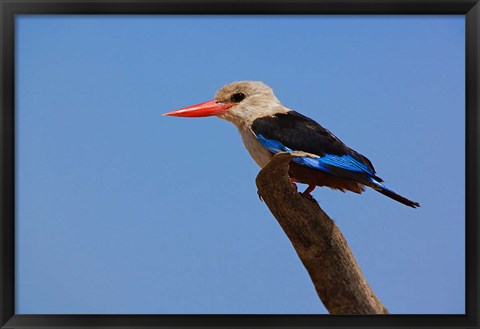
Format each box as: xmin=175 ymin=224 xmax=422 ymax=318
xmin=219 ymin=100 xmax=290 ymax=129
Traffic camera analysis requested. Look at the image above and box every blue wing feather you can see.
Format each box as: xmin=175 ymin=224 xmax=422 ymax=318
xmin=257 ymin=134 xmax=377 ymax=178
xmin=255 ymin=125 xmax=420 ymax=208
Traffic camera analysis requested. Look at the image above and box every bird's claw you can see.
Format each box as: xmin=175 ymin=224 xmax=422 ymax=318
xmin=291 ymin=182 xmax=298 ymax=192
xmin=300 ymin=184 xmax=316 ymax=201
xmin=300 ymin=192 xmax=314 ymax=201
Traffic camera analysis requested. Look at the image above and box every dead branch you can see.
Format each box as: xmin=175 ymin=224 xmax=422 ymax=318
xmin=255 ymin=152 xmax=389 ymax=314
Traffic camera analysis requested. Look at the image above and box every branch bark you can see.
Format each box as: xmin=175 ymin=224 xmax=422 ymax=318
xmin=255 ymin=152 xmax=389 ymax=314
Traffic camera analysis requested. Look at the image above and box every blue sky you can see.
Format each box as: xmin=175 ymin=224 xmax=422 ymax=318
xmin=16 ymin=15 xmax=465 ymax=314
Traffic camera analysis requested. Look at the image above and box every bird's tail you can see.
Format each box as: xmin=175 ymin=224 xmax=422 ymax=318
xmin=370 ymin=179 xmax=420 ymax=208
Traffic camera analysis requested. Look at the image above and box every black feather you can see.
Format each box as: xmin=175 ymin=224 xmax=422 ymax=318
xmin=252 ymin=111 xmax=380 ymax=183
xmin=376 ymin=187 xmax=421 ymax=208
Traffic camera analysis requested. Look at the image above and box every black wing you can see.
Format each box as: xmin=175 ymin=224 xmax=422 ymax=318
xmin=252 ymin=111 xmax=376 ymax=170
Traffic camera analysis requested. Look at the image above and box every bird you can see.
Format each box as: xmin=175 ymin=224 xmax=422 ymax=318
xmin=163 ymin=81 xmax=420 ymax=208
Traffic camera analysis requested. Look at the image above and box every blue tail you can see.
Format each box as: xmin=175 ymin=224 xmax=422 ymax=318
xmin=370 ymin=179 xmax=420 ymax=208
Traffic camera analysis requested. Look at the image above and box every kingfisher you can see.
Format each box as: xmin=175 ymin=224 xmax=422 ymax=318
xmin=163 ymin=81 xmax=420 ymax=208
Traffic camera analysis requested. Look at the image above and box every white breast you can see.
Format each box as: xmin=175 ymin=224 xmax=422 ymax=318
xmin=238 ymin=127 xmax=273 ymax=168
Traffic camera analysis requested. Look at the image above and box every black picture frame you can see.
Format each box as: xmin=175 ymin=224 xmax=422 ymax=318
xmin=1 ymin=0 xmax=478 ymax=328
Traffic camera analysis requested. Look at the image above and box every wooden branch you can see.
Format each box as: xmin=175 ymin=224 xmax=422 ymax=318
xmin=255 ymin=152 xmax=389 ymax=315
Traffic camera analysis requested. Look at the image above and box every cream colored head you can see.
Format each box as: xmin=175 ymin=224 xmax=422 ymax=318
xmin=214 ymin=81 xmax=287 ymax=128
xmin=163 ymin=81 xmax=289 ymax=128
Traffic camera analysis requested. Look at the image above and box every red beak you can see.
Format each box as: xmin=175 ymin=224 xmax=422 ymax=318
xmin=163 ymin=100 xmax=234 ymax=118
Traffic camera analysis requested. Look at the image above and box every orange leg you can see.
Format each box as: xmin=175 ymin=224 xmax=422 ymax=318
xmin=290 ymin=177 xmax=298 ymax=191
xmin=301 ymin=184 xmax=316 ymax=200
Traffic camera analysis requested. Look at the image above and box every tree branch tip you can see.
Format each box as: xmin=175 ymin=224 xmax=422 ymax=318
xmin=254 ymin=150 xmax=388 ymax=315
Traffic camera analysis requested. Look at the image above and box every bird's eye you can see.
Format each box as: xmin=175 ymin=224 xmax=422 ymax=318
xmin=231 ymin=93 xmax=245 ymax=103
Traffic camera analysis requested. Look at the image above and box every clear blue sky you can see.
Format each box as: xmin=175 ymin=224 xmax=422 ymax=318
xmin=16 ymin=15 xmax=465 ymax=314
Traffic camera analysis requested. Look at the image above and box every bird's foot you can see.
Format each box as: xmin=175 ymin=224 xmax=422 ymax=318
xmin=300 ymin=184 xmax=316 ymax=201
xmin=300 ymin=191 xmax=314 ymax=201
xmin=291 ymin=182 xmax=298 ymax=192
xmin=290 ymin=177 xmax=298 ymax=192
